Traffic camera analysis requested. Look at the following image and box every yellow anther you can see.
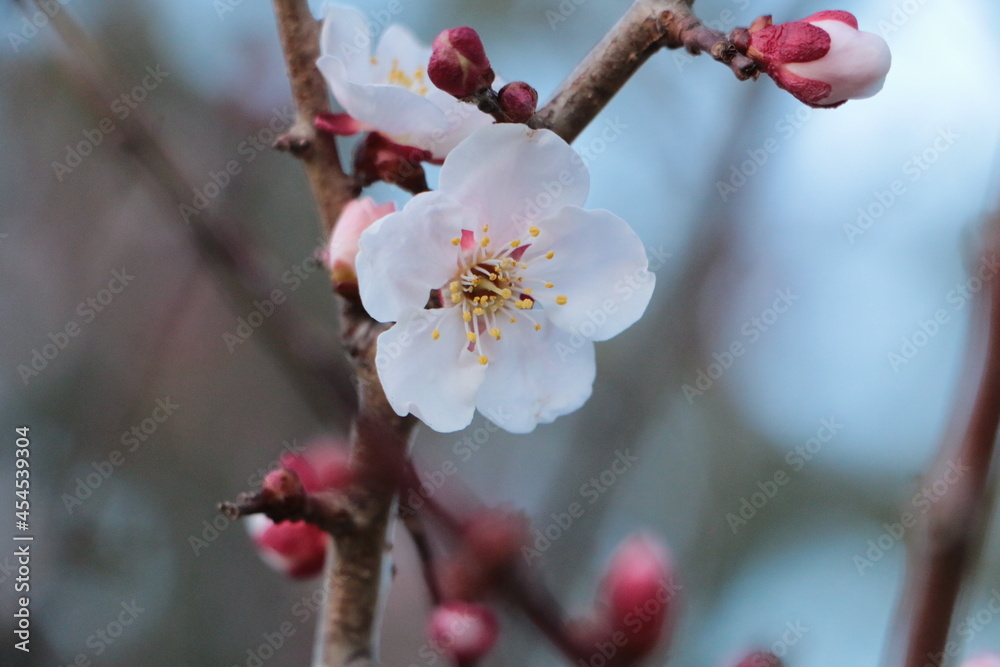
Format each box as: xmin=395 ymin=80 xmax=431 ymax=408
xmin=473 ymin=307 xmax=485 ymax=316
xmin=546 ymin=250 xmax=555 ymax=260
xmin=529 ymin=227 xmax=540 ymax=237
xmin=556 ymin=295 xmax=568 ymax=305
xmin=521 ymin=263 xmax=528 ymax=269
xmin=451 ymin=293 xmax=463 ymax=303
xmin=489 ymin=273 xmax=498 ymax=280
xmin=501 ymin=288 xmax=512 ymax=299
xmin=545 ymin=282 xmax=554 ymax=289
xmin=510 ymin=239 xmax=521 ymax=248
xmin=450 ymin=281 xmax=460 ymax=292
xmin=482 ymin=224 xmax=489 ymax=233
xmin=370 ymin=57 xmax=379 ymax=65
xmin=451 ymin=237 xmax=461 ymax=246
xmin=509 ymin=316 xmax=517 ymax=323
xmin=523 ymin=288 xmax=532 ymax=295
xmin=478 ymin=355 xmax=489 ymax=365
xmin=432 ymin=329 xmax=440 ymax=340
xmin=489 ymin=328 xmax=501 ymax=339
xmin=414 ymin=67 xmax=425 ymax=80
xmin=463 ymin=312 xmax=472 ymax=322
xmin=418 ymin=86 xmax=429 ymax=96
xmin=467 ymin=332 xmax=477 ymax=343
xmin=480 ymin=236 xmax=491 ymax=248
xmin=534 ymin=323 xmax=542 ymax=331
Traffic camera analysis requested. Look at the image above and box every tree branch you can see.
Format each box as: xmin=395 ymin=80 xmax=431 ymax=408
xmin=529 ymin=0 xmax=755 ymax=143
xmin=899 ymin=223 xmax=1000 ymax=667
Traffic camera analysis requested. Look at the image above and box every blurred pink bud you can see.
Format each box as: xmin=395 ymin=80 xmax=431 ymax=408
xmin=281 ymin=436 xmax=354 ymax=492
xmin=246 ymin=515 xmax=327 ymax=579
xmin=746 ymin=11 xmax=890 ymax=108
xmin=733 ymin=650 xmax=783 ymax=667
xmin=498 ymin=82 xmax=538 ymax=123
xmin=262 ymin=468 xmax=304 ymax=501
xmin=326 ymin=198 xmax=396 ymax=290
xmin=962 ymin=655 xmax=1000 ymax=667
xmin=428 ymin=602 xmax=499 ymax=662
xmin=600 ymin=533 xmax=676 ymax=658
xmin=428 ymin=27 xmax=495 ymax=98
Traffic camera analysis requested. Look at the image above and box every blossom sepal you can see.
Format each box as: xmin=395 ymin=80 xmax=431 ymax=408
xmin=745 ymin=10 xmax=890 ymax=108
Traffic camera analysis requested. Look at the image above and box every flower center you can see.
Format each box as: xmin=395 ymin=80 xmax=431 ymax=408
xmin=384 ymin=59 xmax=430 ymax=96
xmin=428 ymin=225 xmax=567 ymax=366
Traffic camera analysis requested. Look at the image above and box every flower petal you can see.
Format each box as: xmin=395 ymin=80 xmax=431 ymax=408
xmin=474 ymin=316 xmax=596 ymax=434
xmin=357 ymin=192 xmax=465 ymax=322
xmin=522 ymin=207 xmax=654 ymax=342
xmin=786 ymin=20 xmax=891 ymax=104
xmin=319 ymin=4 xmax=376 ymax=83
xmin=439 ymin=125 xmax=590 ymax=242
xmin=377 ymin=308 xmax=487 ymax=433
xmin=373 ymin=24 xmax=430 ymax=81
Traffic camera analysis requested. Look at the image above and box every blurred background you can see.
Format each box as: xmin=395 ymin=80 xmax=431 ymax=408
xmin=3 ymin=0 xmax=1000 ymax=665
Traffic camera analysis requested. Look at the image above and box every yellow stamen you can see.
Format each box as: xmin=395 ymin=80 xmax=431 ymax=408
xmin=467 ymin=332 xmax=477 ymax=343
xmin=450 ymin=281 xmax=460 ymax=292
xmin=451 ymin=293 xmax=462 ymax=303
xmin=480 ymin=236 xmax=491 ymax=248
xmin=479 ymin=355 xmax=489 ymax=365
xmin=534 ymin=323 xmax=541 ymax=331
xmin=529 ymin=227 xmax=540 ymax=237
xmin=501 ymin=288 xmax=512 ymax=299
xmin=489 ymin=328 xmax=501 ymax=339
xmin=482 ymin=224 xmax=489 ymax=233
xmin=414 ymin=67 xmax=425 ymax=80
xmin=523 ymin=288 xmax=532 ymax=295
xmin=510 ymin=239 xmax=521 ymax=248
xmin=545 ymin=282 xmax=554 ymax=289
xmin=510 ymin=316 xmax=517 ymax=323
xmin=463 ymin=312 xmax=472 ymax=322
xmin=473 ymin=307 xmax=485 ymax=316
xmin=556 ymin=295 xmax=568 ymax=305
xmin=431 ymin=329 xmax=440 ymax=340
xmin=451 ymin=237 xmax=461 ymax=246
xmin=545 ymin=250 xmax=555 ymax=260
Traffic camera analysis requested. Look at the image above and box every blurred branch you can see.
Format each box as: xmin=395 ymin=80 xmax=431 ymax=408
xmin=899 ymin=220 xmax=1000 ymax=667
xmin=530 ymin=0 xmax=756 ymax=143
xmin=29 ymin=0 xmax=356 ymax=426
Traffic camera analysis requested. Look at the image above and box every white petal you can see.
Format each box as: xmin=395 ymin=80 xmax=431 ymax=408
xmin=357 ymin=192 xmax=465 ymax=322
xmin=424 ymin=88 xmax=496 ymax=158
xmin=317 ymin=56 xmax=451 ymax=148
xmin=522 ymin=207 xmax=654 ymax=342
xmin=787 ymin=21 xmax=891 ymax=104
xmin=474 ymin=316 xmax=596 ymax=434
xmin=319 ymin=4 xmax=375 ymax=84
xmin=373 ymin=24 xmax=430 ymax=80
xmin=377 ymin=308 xmax=487 ymax=433
xmin=439 ymin=125 xmax=590 ymax=242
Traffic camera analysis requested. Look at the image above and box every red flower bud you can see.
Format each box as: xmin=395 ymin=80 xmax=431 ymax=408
xmin=262 ymin=468 xmax=304 ymax=501
xmin=497 ymin=82 xmax=538 ymax=123
xmin=733 ymin=650 xmax=783 ymax=667
xmin=246 ymin=515 xmax=327 ymax=579
xmin=600 ymin=534 xmax=677 ymax=659
xmin=428 ymin=602 xmax=499 ymax=662
xmin=353 ymin=132 xmax=432 ymax=193
xmin=428 ymin=27 xmax=495 ymax=98
xmin=746 ymin=11 xmax=890 ymax=108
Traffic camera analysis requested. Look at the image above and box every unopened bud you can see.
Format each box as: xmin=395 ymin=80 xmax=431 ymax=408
xmin=497 ymin=82 xmax=538 ymax=123
xmin=428 ymin=602 xmax=499 ymax=662
xmin=325 ymin=199 xmax=396 ymax=291
xmin=428 ymin=27 xmax=495 ymax=98
xmin=734 ymin=650 xmax=783 ymax=667
xmin=246 ymin=514 xmax=327 ymax=579
xmin=600 ymin=533 xmax=676 ymax=658
xmin=262 ymin=468 xmax=304 ymax=501
xmin=746 ymin=10 xmax=890 ymax=108
xmin=353 ymin=132 xmax=431 ymax=194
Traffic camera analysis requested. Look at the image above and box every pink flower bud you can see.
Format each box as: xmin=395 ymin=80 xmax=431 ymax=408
xmin=746 ymin=11 xmax=890 ymax=108
xmin=600 ymin=533 xmax=676 ymax=658
xmin=282 ymin=436 xmax=355 ymax=492
xmin=428 ymin=27 xmax=495 ymax=98
xmin=326 ymin=198 xmax=396 ymax=290
xmin=733 ymin=650 xmax=783 ymax=667
xmin=962 ymin=655 xmax=1000 ymax=667
xmin=246 ymin=514 xmax=328 ymax=579
xmin=428 ymin=602 xmax=499 ymax=662
xmin=498 ymin=82 xmax=538 ymax=123
xmin=262 ymin=468 xmax=304 ymax=501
